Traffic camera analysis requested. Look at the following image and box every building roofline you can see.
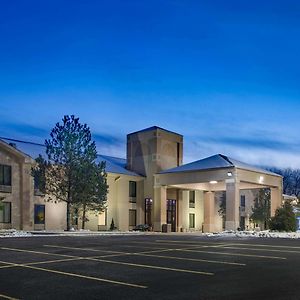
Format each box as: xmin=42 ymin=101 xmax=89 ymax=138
xmin=0 ymin=136 xmax=45 ymax=147
xmin=127 ymin=126 xmax=183 ymax=137
xmin=0 ymin=139 xmax=34 ymax=162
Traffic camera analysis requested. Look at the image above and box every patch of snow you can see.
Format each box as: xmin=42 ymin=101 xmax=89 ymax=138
xmin=0 ymin=229 xmax=149 ymax=238
xmin=204 ymin=230 xmax=300 ymax=239
xmin=0 ymin=229 xmax=33 ymax=237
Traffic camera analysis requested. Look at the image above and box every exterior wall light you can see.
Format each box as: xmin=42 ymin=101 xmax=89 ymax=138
xmin=227 ymin=172 xmax=233 ymax=177
xmin=259 ymin=176 xmax=264 ymax=183
xmin=209 ymin=180 xmax=218 ymax=184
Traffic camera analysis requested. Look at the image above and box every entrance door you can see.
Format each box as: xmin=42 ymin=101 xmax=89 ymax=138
xmin=145 ymin=198 xmax=153 ymax=228
xmin=167 ymin=199 xmax=177 ymax=232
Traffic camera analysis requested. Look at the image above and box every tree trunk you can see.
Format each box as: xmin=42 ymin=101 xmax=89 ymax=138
xmin=66 ymin=201 xmax=71 ymax=231
xmin=82 ymin=203 xmax=86 ymax=230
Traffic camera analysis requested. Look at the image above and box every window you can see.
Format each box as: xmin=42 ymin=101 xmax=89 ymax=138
xmin=0 ymin=165 xmax=12 ymax=186
xmin=0 ymin=202 xmax=11 ymax=223
xmin=189 ymin=191 xmax=195 ymax=208
xmin=34 ymin=204 xmax=45 ymax=224
xmin=129 ymin=209 xmax=136 ymax=227
xmin=240 ymin=195 xmax=246 ymax=207
xmin=189 ymin=213 xmax=195 ymax=228
xmin=129 ymin=181 xmax=137 ymax=202
xmin=98 ymin=209 xmax=107 ymax=226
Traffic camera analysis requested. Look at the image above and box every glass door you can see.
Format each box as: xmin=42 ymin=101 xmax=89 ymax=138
xmin=167 ymin=199 xmax=177 ymax=232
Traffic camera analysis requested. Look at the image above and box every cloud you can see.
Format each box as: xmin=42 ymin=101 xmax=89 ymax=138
xmin=0 ymin=121 xmax=49 ymax=142
xmin=196 ymin=135 xmax=300 ymax=153
xmin=92 ymin=133 xmax=125 ymax=158
xmin=184 ymin=135 xmax=300 ymax=168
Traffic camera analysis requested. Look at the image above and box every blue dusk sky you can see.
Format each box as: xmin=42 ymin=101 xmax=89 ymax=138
xmin=1 ymin=0 xmax=300 ymax=168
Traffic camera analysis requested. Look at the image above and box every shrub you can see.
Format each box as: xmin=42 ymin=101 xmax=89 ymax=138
xmin=269 ymin=201 xmax=296 ymax=232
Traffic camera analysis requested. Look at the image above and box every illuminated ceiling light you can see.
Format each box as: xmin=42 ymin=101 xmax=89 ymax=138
xmin=209 ymin=180 xmax=218 ymax=184
xmin=227 ymin=172 xmax=233 ymax=177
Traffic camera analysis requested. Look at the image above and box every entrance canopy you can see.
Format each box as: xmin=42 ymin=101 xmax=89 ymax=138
xmin=154 ymin=154 xmax=283 ymax=232
xmin=157 ymin=154 xmax=282 ymax=192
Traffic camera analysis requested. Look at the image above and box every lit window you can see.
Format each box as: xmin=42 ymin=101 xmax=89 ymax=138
xmin=98 ymin=210 xmax=107 ymax=226
xmin=34 ymin=204 xmax=45 ymax=225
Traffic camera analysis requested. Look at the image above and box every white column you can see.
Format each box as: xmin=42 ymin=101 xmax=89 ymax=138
xmin=203 ymin=191 xmax=215 ymax=232
xmin=225 ymin=179 xmax=240 ymax=231
xmin=153 ymin=186 xmax=167 ymax=231
xmin=270 ymin=187 xmax=282 ymax=217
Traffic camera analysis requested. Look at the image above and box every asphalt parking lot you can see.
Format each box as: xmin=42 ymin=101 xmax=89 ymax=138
xmin=0 ymin=234 xmax=299 ymax=300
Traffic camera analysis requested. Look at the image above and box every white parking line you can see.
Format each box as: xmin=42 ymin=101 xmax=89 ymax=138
xmin=43 ymin=244 xmax=245 ymax=266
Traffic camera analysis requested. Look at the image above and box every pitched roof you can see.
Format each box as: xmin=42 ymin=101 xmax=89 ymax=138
xmin=128 ymin=126 xmax=182 ymax=137
xmin=0 ymin=137 xmax=142 ymax=177
xmin=159 ymin=154 xmax=281 ymax=177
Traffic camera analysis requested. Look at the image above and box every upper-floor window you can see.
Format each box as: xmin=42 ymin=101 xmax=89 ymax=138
xmin=240 ymin=195 xmax=246 ymax=207
xmin=189 ymin=191 xmax=195 ymax=208
xmin=129 ymin=181 xmax=137 ymax=202
xmin=0 ymin=165 xmax=12 ymax=186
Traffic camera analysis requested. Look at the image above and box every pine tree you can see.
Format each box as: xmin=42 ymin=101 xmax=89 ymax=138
xmin=75 ymin=159 xmax=108 ymax=229
xmin=33 ymin=115 xmax=108 ymax=231
xmin=269 ymin=200 xmax=296 ymax=232
xmin=110 ymin=218 xmax=115 ymax=231
xmin=251 ymin=189 xmax=271 ymax=230
xmin=217 ymin=191 xmax=226 ymax=229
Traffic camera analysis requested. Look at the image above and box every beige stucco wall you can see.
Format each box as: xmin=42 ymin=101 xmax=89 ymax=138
xmin=83 ymin=174 xmax=144 ymax=232
xmin=0 ymin=146 xmax=22 ymax=229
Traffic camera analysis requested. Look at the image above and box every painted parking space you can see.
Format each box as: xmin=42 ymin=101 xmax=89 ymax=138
xmin=0 ymin=235 xmax=299 ymax=300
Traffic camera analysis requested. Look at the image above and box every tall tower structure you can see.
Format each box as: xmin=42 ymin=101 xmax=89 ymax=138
xmin=127 ymin=126 xmax=183 ymax=229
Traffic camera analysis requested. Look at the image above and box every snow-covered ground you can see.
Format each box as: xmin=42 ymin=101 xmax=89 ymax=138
xmin=204 ymin=230 xmax=300 ymax=239
xmin=0 ymin=229 xmax=147 ymax=238
xmin=0 ymin=229 xmax=300 ymax=238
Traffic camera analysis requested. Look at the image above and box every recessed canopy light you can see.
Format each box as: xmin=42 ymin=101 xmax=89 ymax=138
xmin=227 ymin=172 xmax=233 ymax=177
xmin=209 ymin=180 xmax=218 ymax=184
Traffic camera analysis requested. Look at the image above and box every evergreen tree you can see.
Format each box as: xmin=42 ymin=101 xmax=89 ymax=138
xmin=269 ymin=200 xmax=296 ymax=232
xmin=110 ymin=218 xmax=115 ymax=231
xmin=74 ymin=159 xmax=108 ymax=229
xmin=33 ymin=115 xmax=108 ymax=231
xmin=251 ymin=189 xmax=271 ymax=229
xmin=217 ymin=191 xmax=226 ymax=229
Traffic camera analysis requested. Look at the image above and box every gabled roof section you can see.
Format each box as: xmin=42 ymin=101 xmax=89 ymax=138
xmin=0 ymin=137 xmax=46 ymax=159
xmin=0 ymin=138 xmax=34 ymax=162
xmin=159 ymin=154 xmax=280 ymax=177
xmin=0 ymin=137 xmax=142 ymax=177
xmin=128 ymin=126 xmax=182 ymax=137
